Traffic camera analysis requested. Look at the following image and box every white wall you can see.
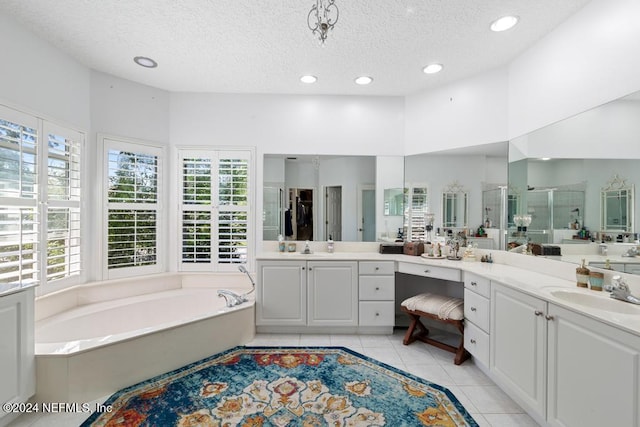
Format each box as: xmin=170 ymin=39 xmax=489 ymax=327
xmin=508 ymin=0 xmax=640 ymax=139
xmin=170 ymin=92 xmax=404 ymax=155
xmin=0 ymin=15 xmax=90 ymax=130
xmin=88 ymin=71 xmax=171 ymax=279
xmin=404 ymin=68 xmax=509 ymax=155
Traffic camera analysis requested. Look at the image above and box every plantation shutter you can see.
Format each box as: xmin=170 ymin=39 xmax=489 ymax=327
xmin=404 ymin=185 xmax=428 ymax=241
xmin=104 ymin=138 xmax=162 ymax=278
xmin=179 ymin=149 xmax=251 ymax=271
xmin=0 ymin=108 xmax=39 ymax=285
xmin=43 ymin=123 xmax=82 ymax=282
xmin=0 ymin=106 xmax=84 ymax=287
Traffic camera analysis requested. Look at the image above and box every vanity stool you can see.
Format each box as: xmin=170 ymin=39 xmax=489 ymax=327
xmin=401 ymin=293 xmax=470 ymax=365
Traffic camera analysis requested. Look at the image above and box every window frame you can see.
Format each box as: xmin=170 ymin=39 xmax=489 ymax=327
xmin=176 ymin=147 xmax=254 ymax=273
xmin=100 ymin=135 xmax=165 ymax=280
xmin=0 ymin=104 xmax=85 ymax=293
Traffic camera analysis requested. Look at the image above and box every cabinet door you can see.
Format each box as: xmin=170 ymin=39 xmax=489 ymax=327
xmin=0 ymin=288 xmax=35 ymax=426
xmin=547 ymin=304 xmax=640 ymax=427
xmin=256 ymin=261 xmax=306 ymax=325
xmin=308 ymin=261 xmax=358 ymax=326
xmin=490 ymin=283 xmax=547 ymax=416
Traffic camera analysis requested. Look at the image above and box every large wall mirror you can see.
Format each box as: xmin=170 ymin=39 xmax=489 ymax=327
xmin=403 ymin=142 xmax=508 ymax=248
xmin=263 ymin=154 xmax=404 ymax=242
xmin=508 ymin=89 xmax=640 ymax=251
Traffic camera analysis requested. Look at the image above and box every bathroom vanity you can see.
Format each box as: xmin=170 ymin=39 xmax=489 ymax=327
xmin=256 ymin=248 xmax=640 ymax=427
xmin=0 ymin=284 xmax=36 ymax=427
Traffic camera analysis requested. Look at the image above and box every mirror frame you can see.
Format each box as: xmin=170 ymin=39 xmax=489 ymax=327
xmin=601 ymin=174 xmax=635 ymax=232
xmin=441 ymin=181 xmax=468 ymax=229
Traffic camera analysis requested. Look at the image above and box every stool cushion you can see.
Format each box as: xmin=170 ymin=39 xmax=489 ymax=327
xmin=401 ymin=293 xmax=464 ymax=320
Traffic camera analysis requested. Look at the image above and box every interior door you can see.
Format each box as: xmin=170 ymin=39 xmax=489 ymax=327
xmin=325 ymin=186 xmax=342 ymax=240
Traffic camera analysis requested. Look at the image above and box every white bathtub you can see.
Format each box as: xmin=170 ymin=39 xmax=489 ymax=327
xmin=34 ymin=273 xmax=255 ymax=403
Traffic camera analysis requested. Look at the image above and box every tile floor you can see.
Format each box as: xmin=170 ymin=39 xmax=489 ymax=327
xmin=9 ymin=331 xmax=540 ymax=426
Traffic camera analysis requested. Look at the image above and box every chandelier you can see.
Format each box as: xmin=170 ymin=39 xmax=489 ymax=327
xmin=307 ymin=0 xmax=339 ymax=45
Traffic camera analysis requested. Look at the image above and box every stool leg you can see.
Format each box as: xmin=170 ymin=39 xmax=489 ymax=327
xmin=403 ymin=314 xmax=420 ymax=345
xmin=453 ymin=321 xmax=470 ymax=365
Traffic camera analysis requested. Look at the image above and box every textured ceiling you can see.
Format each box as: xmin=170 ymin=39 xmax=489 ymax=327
xmin=0 ymin=0 xmax=591 ymax=96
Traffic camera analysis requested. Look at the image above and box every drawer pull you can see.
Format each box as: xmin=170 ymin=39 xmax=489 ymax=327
xmin=375 ymin=312 xmax=380 ymax=316
xmin=375 ymin=267 xmax=379 ymax=270
xmin=375 ymin=287 xmax=380 ymax=291
xmin=534 ymin=310 xmax=543 ymax=316
xmin=471 ymin=281 xmax=477 ymax=286
xmin=545 ymin=315 xmax=555 ymax=321
xmin=470 ymin=307 xmax=477 ymax=312
xmin=302 ymin=267 xmax=305 ymax=270
xmin=424 ymin=269 xmax=430 ymax=273
xmin=470 ymin=339 xmax=476 ymax=344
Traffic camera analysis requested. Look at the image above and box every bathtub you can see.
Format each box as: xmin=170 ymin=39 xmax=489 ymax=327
xmin=34 ymin=273 xmax=255 ymax=403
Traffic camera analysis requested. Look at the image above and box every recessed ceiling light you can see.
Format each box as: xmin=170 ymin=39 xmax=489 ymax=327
xmin=355 ymin=76 xmax=373 ymax=85
xmin=422 ymin=63 xmax=443 ymax=74
xmin=133 ymin=56 xmax=158 ymax=68
xmin=300 ymin=75 xmax=317 ymax=84
xmin=541 ymin=157 xmax=551 ymax=161
xmin=490 ymin=15 xmax=519 ymax=32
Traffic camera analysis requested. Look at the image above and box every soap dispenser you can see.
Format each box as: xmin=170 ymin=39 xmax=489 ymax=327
xmin=327 ymin=235 xmax=334 ymax=253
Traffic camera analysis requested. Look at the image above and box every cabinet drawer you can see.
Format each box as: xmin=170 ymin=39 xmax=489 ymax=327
xmin=464 ymin=321 xmax=489 ymax=366
xmin=397 ymin=262 xmax=461 ymax=282
xmin=359 ymin=276 xmax=395 ymax=300
xmin=358 ymin=301 xmax=395 ymax=326
xmin=464 ymin=289 xmax=490 ymax=333
xmin=464 ymin=272 xmax=491 ymax=298
xmin=359 ymin=261 xmax=395 ymax=276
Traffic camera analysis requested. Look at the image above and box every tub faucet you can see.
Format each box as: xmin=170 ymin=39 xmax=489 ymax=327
xmin=217 ymin=265 xmax=256 ymax=307
xmin=217 ymin=289 xmax=247 ymax=307
xmin=607 ymin=275 xmax=640 ymax=305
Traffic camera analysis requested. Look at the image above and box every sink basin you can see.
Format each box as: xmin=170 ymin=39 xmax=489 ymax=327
xmin=550 ymin=290 xmax=640 ymax=315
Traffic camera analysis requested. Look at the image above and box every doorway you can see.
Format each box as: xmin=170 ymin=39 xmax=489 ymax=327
xmin=287 ymin=188 xmax=314 ymax=241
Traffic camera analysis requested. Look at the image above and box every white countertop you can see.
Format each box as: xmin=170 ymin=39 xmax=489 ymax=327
xmin=257 ymin=250 xmax=640 ymax=337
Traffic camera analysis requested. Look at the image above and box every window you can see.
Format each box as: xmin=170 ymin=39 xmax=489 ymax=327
xmin=103 ymin=137 xmax=163 ymax=278
xmin=404 ymin=184 xmax=428 ymax=241
xmin=0 ymin=105 xmax=83 ymax=287
xmin=179 ymin=149 xmax=251 ymax=271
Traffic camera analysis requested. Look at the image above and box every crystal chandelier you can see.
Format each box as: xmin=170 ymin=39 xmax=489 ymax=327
xmin=307 ymin=0 xmax=339 ymax=45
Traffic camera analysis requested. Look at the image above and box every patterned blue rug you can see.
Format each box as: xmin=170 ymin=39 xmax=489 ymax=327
xmin=82 ymin=346 xmax=477 ymax=426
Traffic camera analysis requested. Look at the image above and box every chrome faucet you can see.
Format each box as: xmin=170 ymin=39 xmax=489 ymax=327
xmin=217 ymin=265 xmax=256 ymax=307
xmin=607 ymin=275 xmax=640 ymax=305
xmin=217 ymin=289 xmax=247 ymax=307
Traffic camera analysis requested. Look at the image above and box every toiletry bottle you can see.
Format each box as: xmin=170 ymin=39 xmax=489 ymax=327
xmin=304 ymin=240 xmax=311 ymax=254
xmin=278 ymin=234 xmax=285 ymax=252
xmin=327 ymin=235 xmax=334 ymax=253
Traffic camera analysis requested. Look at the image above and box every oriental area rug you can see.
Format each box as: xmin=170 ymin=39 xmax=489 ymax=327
xmin=81 ymin=346 xmax=478 ymax=426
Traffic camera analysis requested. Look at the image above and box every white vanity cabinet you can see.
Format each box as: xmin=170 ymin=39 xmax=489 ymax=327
xmin=546 ymin=303 xmax=640 ymax=427
xmin=1 ymin=287 xmax=36 ymax=427
xmin=491 ymin=282 xmax=640 ymax=427
xmin=307 ymin=261 xmax=358 ymax=327
xmin=490 ymin=283 xmax=547 ymax=418
xmin=256 ymin=260 xmax=307 ymax=326
xmin=463 ymin=272 xmax=490 ymax=366
xmin=256 ymin=260 xmax=358 ymax=331
xmin=358 ymin=261 xmax=395 ymax=333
